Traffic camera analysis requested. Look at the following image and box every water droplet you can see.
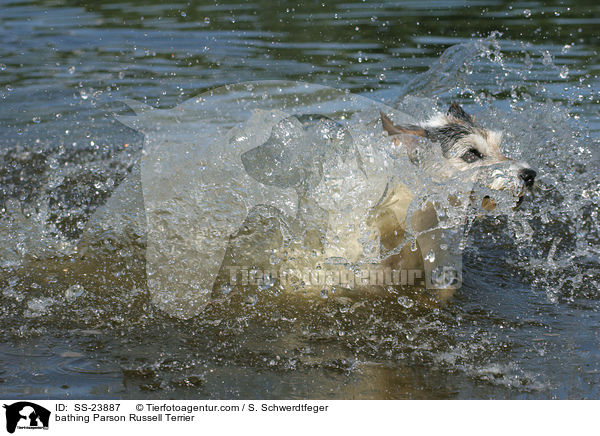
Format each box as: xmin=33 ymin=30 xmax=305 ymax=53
xmin=68 ymin=66 xmax=75 ymax=74
xmin=244 ymin=294 xmax=258 ymax=306
xmin=523 ymin=9 xmax=531 ymax=18
xmin=320 ymin=289 xmax=329 ymax=299
xmin=397 ymin=296 xmax=414 ymax=308
xmin=65 ymin=284 xmax=85 ymax=302
xmin=425 ymin=250 xmax=435 ymax=263
xmin=559 ymin=66 xmax=569 ymax=79
xmin=32 ymin=116 xmax=41 ymax=124
xmin=258 ymin=276 xmax=275 ymax=291
xmin=220 ymin=283 xmax=233 ymax=295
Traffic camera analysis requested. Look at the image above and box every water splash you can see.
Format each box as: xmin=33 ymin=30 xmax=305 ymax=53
xmin=1 ymin=37 xmax=598 ymax=398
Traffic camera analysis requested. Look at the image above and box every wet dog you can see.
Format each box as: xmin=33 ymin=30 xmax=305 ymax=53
xmin=76 ymin=94 xmax=537 ymax=318
xmin=381 ymin=103 xmax=536 ymax=200
xmin=383 ymin=103 xmax=535 ymax=197
xmin=374 ymin=103 xmax=536 ymax=299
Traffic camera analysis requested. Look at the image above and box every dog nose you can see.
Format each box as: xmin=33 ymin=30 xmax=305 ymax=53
xmin=519 ymin=168 xmax=537 ymax=187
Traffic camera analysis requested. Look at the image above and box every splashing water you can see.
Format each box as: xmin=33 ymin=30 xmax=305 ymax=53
xmin=1 ymin=34 xmax=598 ymax=399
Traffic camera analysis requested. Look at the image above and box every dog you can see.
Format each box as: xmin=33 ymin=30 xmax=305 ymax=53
xmin=369 ymin=103 xmax=537 ymax=300
xmin=380 ymin=103 xmax=536 ymax=198
xmin=215 ymin=102 xmax=537 ymax=307
xmin=76 ymin=95 xmax=537 ymax=317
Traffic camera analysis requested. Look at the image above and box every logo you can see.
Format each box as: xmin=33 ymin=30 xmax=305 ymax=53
xmin=3 ymin=402 xmax=50 ymax=434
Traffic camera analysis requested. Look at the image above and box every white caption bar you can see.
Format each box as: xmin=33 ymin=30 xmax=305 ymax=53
xmin=0 ymin=400 xmax=596 ymax=436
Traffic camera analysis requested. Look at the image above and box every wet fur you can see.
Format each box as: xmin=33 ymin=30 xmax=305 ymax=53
xmin=376 ymin=103 xmax=536 ymax=301
xmin=381 ymin=103 xmax=533 ymax=194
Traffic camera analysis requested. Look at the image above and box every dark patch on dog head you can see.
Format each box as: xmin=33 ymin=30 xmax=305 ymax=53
xmin=381 ymin=106 xmax=482 ymax=158
xmin=429 ymin=123 xmax=473 ymax=156
xmin=460 ymin=147 xmax=484 ymax=163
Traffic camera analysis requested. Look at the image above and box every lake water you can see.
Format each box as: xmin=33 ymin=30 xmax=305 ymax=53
xmin=0 ymin=0 xmax=599 ymax=399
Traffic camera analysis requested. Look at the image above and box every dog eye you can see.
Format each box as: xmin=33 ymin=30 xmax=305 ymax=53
xmin=461 ymin=148 xmax=483 ymax=163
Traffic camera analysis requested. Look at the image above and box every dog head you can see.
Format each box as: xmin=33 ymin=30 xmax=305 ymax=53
xmin=381 ymin=103 xmax=536 ymax=208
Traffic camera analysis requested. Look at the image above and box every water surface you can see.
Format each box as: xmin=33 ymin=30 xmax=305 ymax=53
xmin=0 ymin=0 xmax=599 ymax=399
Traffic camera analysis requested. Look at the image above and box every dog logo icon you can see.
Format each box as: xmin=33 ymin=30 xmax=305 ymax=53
xmin=3 ymin=402 xmax=50 ymax=433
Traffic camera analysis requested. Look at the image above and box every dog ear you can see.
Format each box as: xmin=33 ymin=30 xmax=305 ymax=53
xmin=380 ymin=112 xmax=428 ymax=138
xmin=447 ymin=103 xmax=474 ymax=125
